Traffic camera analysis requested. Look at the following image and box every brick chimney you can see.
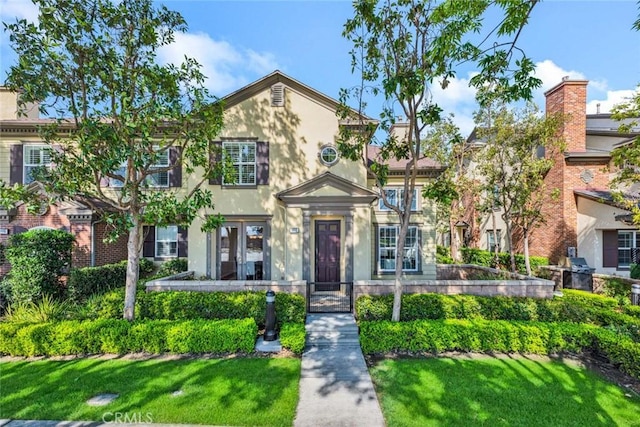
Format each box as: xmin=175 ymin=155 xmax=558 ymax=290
xmin=544 ymin=78 xmax=588 ymax=152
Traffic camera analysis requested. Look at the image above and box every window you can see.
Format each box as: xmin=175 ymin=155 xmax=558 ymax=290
xmin=319 ymin=145 xmax=339 ymax=166
xmin=110 ymin=149 xmax=169 ymax=188
xmin=487 ymin=230 xmax=501 ymax=253
xmin=223 ymin=142 xmax=256 ymax=185
xmin=378 ymin=225 xmax=419 ymax=272
xmin=379 ymin=188 xmax=418 ymax=211
xmin=218 ymin=222 xmax=267 ymax=280
xmin=156 ymin=226 xmax=178 ymax=257
xmin=618 ymin=230 xmax=640 ymax=268
xmin=23 ymin=145 xmax=52 ymax=184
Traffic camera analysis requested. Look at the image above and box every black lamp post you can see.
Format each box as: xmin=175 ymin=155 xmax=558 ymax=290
xmin=265 ymin=290 xmax=277 ymax=341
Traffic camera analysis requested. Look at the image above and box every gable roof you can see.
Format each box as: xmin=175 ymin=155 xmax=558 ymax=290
xmin=222 ymin=70 xmax=377 ymax=124
xmin=276 ymin=171 xmax=378 ymax=207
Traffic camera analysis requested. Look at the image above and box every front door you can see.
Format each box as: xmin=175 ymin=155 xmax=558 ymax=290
xmin=219 ymin=223 xmax=265 ymax=280
xmin=315 ymin=220 xmax=340 ymax=291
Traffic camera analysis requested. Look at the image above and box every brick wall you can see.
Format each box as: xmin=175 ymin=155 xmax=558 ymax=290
xmin=529 ymin=79 xmax=597 ymax=264
xmin=93 ymin=221 xmax=129 ymax=266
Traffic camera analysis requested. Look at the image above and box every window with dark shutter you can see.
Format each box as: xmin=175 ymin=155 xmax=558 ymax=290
xmin=209 ymin=141 xmax=222 ymax=185
xmin=256 ymin=141 xmax=269 ymax=185
xmin=602 ymin=230 xmax=618 ymax=268
xmin=10 ymin=144 xmax=23 ymax=185
xmin=142 ymin=226 xmax=155 ymax=258
xmin=178 ymin=226 xmax=188 ymax=257
xmin=169 ymin=147 xmax=182 ymax=188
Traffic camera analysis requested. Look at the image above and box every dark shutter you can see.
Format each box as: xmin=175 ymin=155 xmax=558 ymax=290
xmin=10 ymin=144 xmax=23 ymax=185
xmin=209 ymin=141 xmax=222 ymax=185
xmin=142 ymin=226 xmax=155 ymax=258
xmin=178 ymin=226 xmax=188 ymax=257
xmin=256 ymin=141 xmax=269 ymax=185
xmin=169 ymin=147 xmax=182 ymax=188
xmin=602 ymin=230 xmax=618 ymax=268
xmin=12 ymin=226 xmax=27 ymax=234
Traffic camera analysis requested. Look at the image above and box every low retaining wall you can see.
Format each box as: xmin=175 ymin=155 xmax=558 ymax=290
xmin=145 ymin=273 xmax=307 ymax=297
xmin=354 ymin=278 xmax=554 ymax=301
xmin=146 ymin=270 xmax=555 ymax=301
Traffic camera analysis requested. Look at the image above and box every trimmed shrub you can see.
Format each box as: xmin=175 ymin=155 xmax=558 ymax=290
xmin=67 ymin=259 xmax=154 ymax=304
xmin=0 ymin=318 xmax=257 ymax=356
xmin=136 ymin=291 xmax=305 ymax=327
xmin=279 ymin=322 xmax=306 ymax=355
xmin=156 ymin=258 xmax=188 ymax=277
xmin=2 ymin=229 xmax=74 ymax=304
xmin=631 ymin=263 xmax=640 ymax=280
xmin=460 ymin=247 xmax=548 ymax=274
xmin=436 ymin=245 xmax=454 ymax=264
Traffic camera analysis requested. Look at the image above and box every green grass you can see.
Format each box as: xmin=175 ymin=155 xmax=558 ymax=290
xmin=1 ymin=357 xmax=300 ymax=427
xmin=370 ymin=357 xmax=640 ymax=427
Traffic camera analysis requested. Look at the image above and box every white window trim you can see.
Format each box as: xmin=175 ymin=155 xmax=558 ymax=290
xmin=23 ymin=144 xmax=52 ymax=184
xmin=319 ymin=145 xmax=339 ymax=166
xmin=223 ymin=141 xmax=257 ymax=186
xmin=378 ymin=225 xmax=419 ymax=272
xmin=487 ymin=230 xmax=502 ymax=252
xmin=155 ymin=225 xmax=178 ymax=258
xmin=110 ymin=148 xmax=169 ymax=188
xmin=379 ymin=187 xmax=419 ymax=212
xmin=618 ymin=230 xmax=639 ymax=268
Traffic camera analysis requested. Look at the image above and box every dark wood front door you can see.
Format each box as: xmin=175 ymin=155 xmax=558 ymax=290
xmin=315 ymin=220 xmax=340 ymax=291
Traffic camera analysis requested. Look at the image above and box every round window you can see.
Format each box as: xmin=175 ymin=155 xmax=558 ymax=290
xmin=320 ymin=145 xmax=339 ymax=166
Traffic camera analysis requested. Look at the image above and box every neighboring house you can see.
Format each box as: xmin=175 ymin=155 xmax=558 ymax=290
xmin=0 ymin=71 xmax=444 ymax=283
xmin=466 ymin=78 xmax=640 ymax=276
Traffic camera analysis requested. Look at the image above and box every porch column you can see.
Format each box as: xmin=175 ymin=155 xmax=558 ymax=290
xmin=345 ymin=211 xmax=354 ymax=282
xmin=302 ymin=210 xmax=311 ymax=282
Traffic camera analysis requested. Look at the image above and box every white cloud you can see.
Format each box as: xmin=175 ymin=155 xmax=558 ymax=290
xmin=533 ymin=59 xmax=608 ymax=97
xmin=157 ymin=32 xmax=280 ymax=95
xmin=0 ymin=0 xmax=38 ymax=22
xmin=586 ymin=88 xmax=638 ymax=114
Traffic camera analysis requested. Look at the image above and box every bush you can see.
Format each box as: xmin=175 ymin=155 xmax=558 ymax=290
xmin=0 ymin=318 xmax=258 ymax=356
xmin=3 ymin=295 xmax=70 ymax=323
xmin=279 ymin=322 xmax=306 ymax=354
xmin=631 ymin=263 xmax=640 ymax=280
xmin=436 ymin=245 xmax=454 ymax=264
xmin=2 ymin=229 xmax=74 ymax=304
xmin=67 ymin=259 xmax=154 ymax=304
xmin=156 ymin=258 xmax=188 ymax=277
xmin=460 ymin=247 xmax=548 ymax=275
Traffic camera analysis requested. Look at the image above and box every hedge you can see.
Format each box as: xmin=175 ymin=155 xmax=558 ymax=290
xmin=279 ymin=322 xmax=306 ymax=355
xmin=94 ymin=290 xmax=306 ymax=327
xmin=355 ymin=291 xmax=640 ymax=342
xmin=358 ymin=319 xmax=640 ymax=379
xmin=461 ymin=247 xmax=548 ymax=274
xmin=67 ymin=259 xmax=154 ymax=304
xmin=0 ymin=318 xmax=257 ymax=357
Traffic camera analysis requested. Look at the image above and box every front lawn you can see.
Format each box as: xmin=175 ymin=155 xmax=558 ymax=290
xmin=1 ymin=357 xmax=300 ymax=427
xmin=370 ymin=356 xmax=640 ymax=427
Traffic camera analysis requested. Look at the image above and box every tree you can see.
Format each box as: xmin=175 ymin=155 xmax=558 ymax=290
xmin=2 ymin=0 xmax=225 ymax=321
xmin=475 ymin=103 xmax=563 ymax=275
xmin=337 ymin=0 xmax=540 ymax=321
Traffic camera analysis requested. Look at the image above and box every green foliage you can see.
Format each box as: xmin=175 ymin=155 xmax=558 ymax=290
xmin=631 ymin=263 xmax=640 ymax=280
xmin=1 ymin=229 xmax=74 ymax=304
xmin=0 ymin=318 xmax=257 ymax=357
xmin=156 ymin=258 xmax=188 ymax=277
xmin=2 ymin=0 xmax=226 ymax=321
xmin=436 ymin=245 xmax=454 ymax=264
xmin=3 ymin=295 xmax=70 ymax=323
xmin=278 ymin=323 xmax=306 ymax=355
xmin=461 ymin=247 xmax=548 ymax=274
xmin=93 ymin=290 xmax=305 ymax=328
xmin=67 ymin=259 xmax=154 ymax=304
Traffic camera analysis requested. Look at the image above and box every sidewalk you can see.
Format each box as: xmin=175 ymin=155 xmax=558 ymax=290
xmin=293 ymin=313 xmax=385 ymax=427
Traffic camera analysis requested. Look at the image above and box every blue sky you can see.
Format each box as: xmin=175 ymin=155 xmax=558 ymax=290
xmin=1 ymin=0 xmax=639 ymax=136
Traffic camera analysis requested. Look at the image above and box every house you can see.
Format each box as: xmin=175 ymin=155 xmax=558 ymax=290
xmin=0 ymin=71 xmax=443 ymax=285
xmin=187 ymin=71 xmax=443 ymax=284
xmin=466 ymin=78 xmax=640 ymax=276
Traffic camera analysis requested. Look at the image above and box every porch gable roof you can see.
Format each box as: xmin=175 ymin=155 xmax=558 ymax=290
xmin=276 ymin=171 xmax=378 ymax=207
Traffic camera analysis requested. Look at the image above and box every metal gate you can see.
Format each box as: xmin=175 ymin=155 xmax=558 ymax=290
xmin=307 ymin=282 xmax=353 ymax=313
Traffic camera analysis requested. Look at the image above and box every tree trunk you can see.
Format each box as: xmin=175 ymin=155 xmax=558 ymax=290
xmin=392 ymin=223 xmax=409 ymax=322
xmin=491 ymin=210 xmax=499 ymax=265
xmin=504 ymin=217 xmax=517 ymax=273
xmin=449 ymin=216 xmax=460 ymax=263
xmin=123 ymin=216 xmax=143 ymax=321
xmin=523 ymin=228 xmax=532 ymax=276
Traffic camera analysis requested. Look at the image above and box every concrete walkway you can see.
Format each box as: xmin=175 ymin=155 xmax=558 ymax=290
xmin=293 ymin=313 xmax=386 ymax=427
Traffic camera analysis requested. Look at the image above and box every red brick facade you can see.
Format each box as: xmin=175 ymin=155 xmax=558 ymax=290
xmin=0 ymin=203 xmax=128 ymax=275
xmin=528 ymin=79 xmax=611 ymax=263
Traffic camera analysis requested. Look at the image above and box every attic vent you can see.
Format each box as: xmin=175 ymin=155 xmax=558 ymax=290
xmin=271 ymin=83 xmax=285 ymax=107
